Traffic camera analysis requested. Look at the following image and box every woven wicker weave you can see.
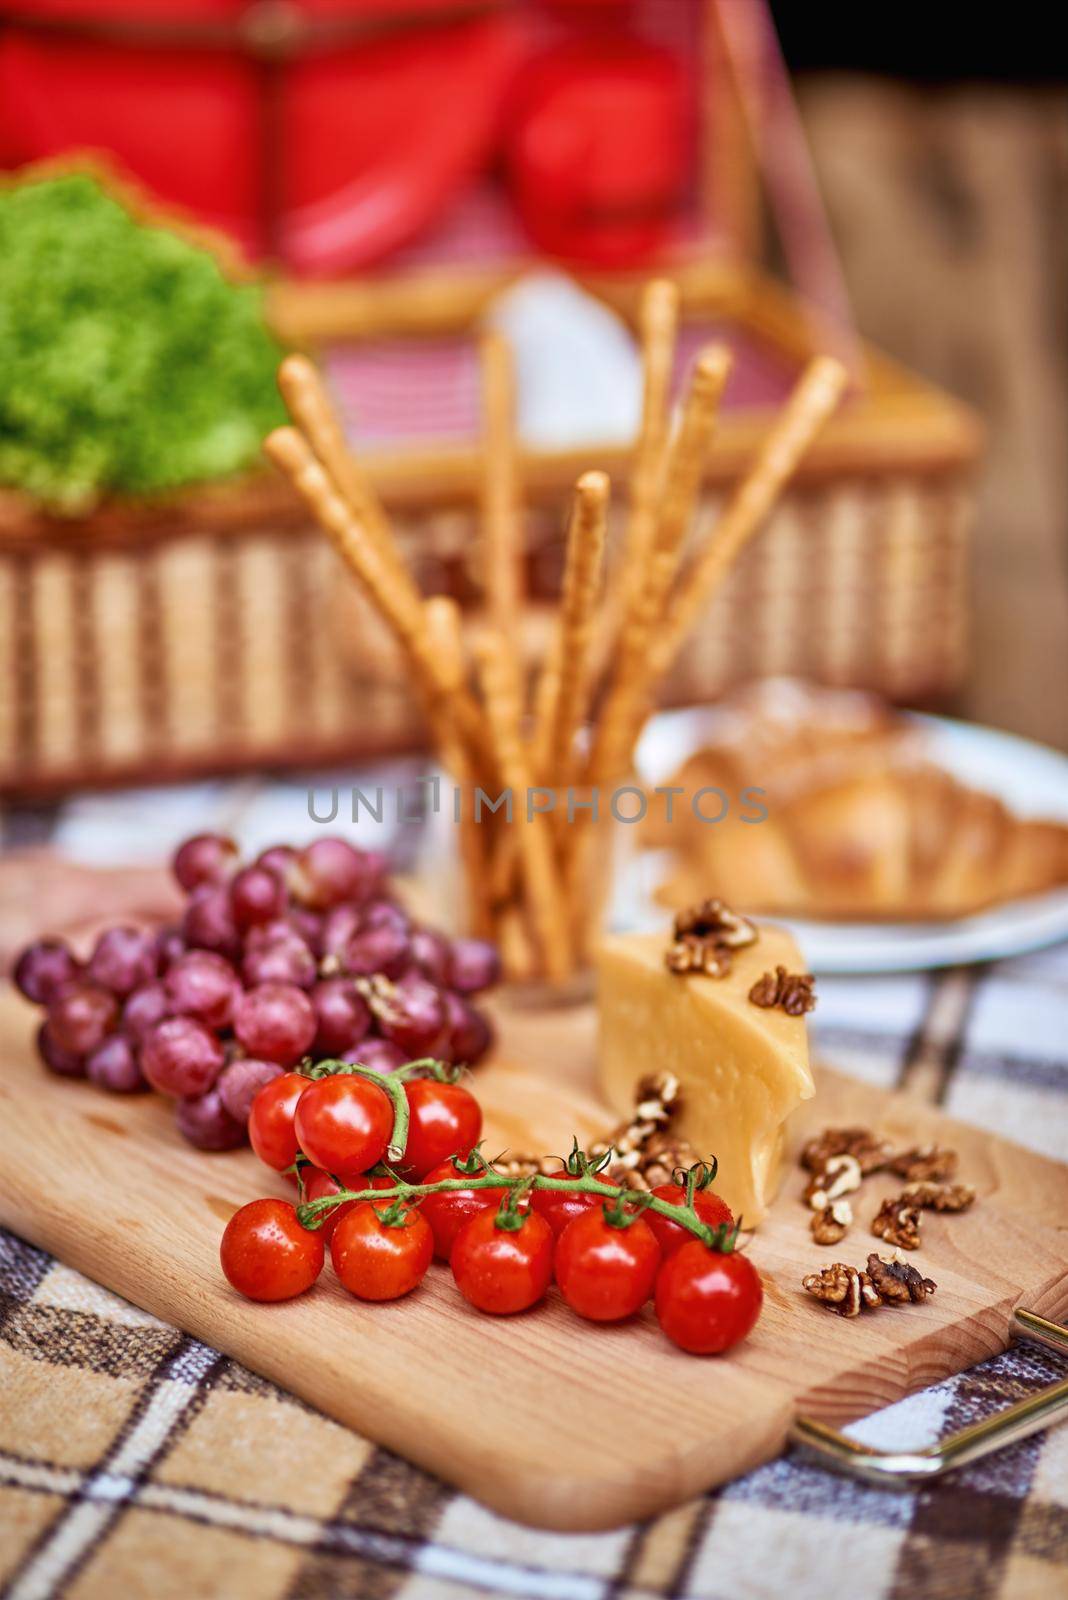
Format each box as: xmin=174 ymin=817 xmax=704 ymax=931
xmin=0 ymin=461 xmax=973 ymax=797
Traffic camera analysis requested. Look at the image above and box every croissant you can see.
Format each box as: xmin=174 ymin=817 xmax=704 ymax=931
xmin=644 ymin=680 xmax=1068 ymax=921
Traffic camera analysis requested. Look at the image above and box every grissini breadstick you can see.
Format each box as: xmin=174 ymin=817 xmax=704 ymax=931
xmin=474 ymin=630 xmax=572 ymax=983
xmin=479 ymin=332 xmax=524 ymax=639
xmin=265 ymin=426 xmax=495 ymax=778
xmin=587 ymin=345 xmax=732 ymax=789
xmin=589 ymin=279 xmax=679 ymax=686
xmin=277 ymin=354 xmax=422 ymax=609
xmin=616 ymin=278 xmax=680 ymax=614
xmin=423 ymin=597 xmax=493 ymax=940
xmin=533 ymin=470 xmax=610 ymax=789
xmin=496 ymin=903 xmax=538 ymax=986
xmin=650 ymin=355 xmax=849 ymax=683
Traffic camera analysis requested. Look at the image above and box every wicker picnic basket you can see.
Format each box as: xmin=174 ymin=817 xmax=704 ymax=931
xmin=0 ymin=6 xmax=982 ymax=798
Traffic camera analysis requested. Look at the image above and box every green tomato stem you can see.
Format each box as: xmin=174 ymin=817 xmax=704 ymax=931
xmin=297 ymin=1168 xmax=727 ymax=1248
xmin=291 ymin=1058 xmax=731 ymax=1247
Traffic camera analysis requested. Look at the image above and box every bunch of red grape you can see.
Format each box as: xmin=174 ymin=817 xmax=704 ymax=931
xmin=13 ymin=833 xmax=499 ymax=1151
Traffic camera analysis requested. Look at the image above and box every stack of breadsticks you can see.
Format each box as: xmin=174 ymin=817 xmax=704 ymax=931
xmin=265 ymin=282 xmax=847 ymax=986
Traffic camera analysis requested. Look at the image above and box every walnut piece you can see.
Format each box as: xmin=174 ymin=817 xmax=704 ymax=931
xmin=802 ymin=1262 xmax=881 ymax=1317
xmin=749 ymin=965 xmax=817 ymax=1016
xmin=673 ymin=897 xmax=757 ymax=949
xmin=811 ymin=1198 xmax=853 ymax=1245
xmin=666 ymin=933 xmax=733 ymax=978
xmin=901 ymin=1180 xmax=976 ymax=1213
xmin=800 ymin=1127 xmax=893 ymax=1177
xmin=588 ymin=1072 xmax=703 ymax=1191
xmin=871 ymin=1196 xmax=922 ymax=1250
xmin=866 ymin=1253 xmax=937 ymax=1305
xmin=887 ymin=1145 xmax=958 ymax=1183
xmin=632 ymin=1131 xmax=703 ymax=1191
xmin=803 ymin=1153 xmax=863 ymax=1210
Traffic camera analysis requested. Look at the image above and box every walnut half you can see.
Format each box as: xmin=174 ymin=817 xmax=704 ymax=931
xmin=887 ymin=1145 xmax=959 ymax=1183
xmin=802 ymin=1262 xmax=881 ymax=1317
xmin=811 ymin=1198 xmax=853 ymax=1245
xmin=901 ymin=1180 xmax=976 ymax=1213
xmin=749 ymin=965 xmax=817 ymax=1016
xmin=804 ymin=1153 xmax=863 ymax=1210
xmin=871 ymin=1196 xmax=922 ymax=1250
xmin=866 ymin=1253 xmax=937 ymax=1305
xmin=800 ymin=1127 xmax=893 ymax=1177
xmin=673 ymin=897 xmax=757 ymax=949
xmin=666 ymin=933 xmax=733 ymax=978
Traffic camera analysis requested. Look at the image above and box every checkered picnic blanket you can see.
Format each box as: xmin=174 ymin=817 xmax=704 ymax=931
xmin=1 ymin=776 xmax=1067 ymax=1600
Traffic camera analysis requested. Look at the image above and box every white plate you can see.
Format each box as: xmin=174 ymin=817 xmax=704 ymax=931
xmin=614 ymin=708 xmax=1068 ymax=975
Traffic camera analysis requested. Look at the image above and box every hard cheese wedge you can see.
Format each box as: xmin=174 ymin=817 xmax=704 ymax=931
xmin=597 ymin=926 xmax=815 ymax=1224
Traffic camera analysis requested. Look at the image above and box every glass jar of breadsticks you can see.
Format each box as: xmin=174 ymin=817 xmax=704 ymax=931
xmin=265 ymin=283 xmax=846 ymax=995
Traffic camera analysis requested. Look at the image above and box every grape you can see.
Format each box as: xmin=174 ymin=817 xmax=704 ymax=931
xmin=410 ymin=927 xmax=450 ymax=985
xmin=175 ymin=1088 xmax=246 ymax=1151
xmin=155 ymin=926 xmax=186 ymax=973
xmin=37 ymin=1020 xmax=86 ymax=1078
xmin=373 ymin=974 xmax=448 ymax=1058
xmin=230 ymin=865 xmax=286 ymax=930
xmin=320 ymin=903 xmax=361 ymax=960
xmin=241 ymin=935 xmax=316 ymax=990
xmin=142 ymin=1016 xmax=224 ymax=1097
xmin=291 ymin=837 xmax=373 ymax=910
xmin=255 ymin=843 xmax=296 ymax=881
xmin=172 ymin=832 xmax=239 ymax=893
xmin=362 ymin=900 xmax=410 ymax=935
xmin=48 ymin=981 xmax=119 ymax=1056
xmin=87 ymin=1034 xmax=147 ymax=1093
xmin=443 ymin=992 xmax=494 ymax=1065
xmin=122 ymin=982 xmax=170 ymax=1043
xmin=165 ymin=950 xmax=238 ymax=1029
xmin=217 ymin=1057 xmax=283 ymax=1123
xmin=311 ymin=977 xmax=372 ymax=1056
xmin=342 ymin=923 xmax=410 ymax=980
xmin=287 ymin=907 xmax=323 ymax=955
xmin=343 ymin=1037 xmax=405 ymax=1074
xmin=447 ymin=938 xmax=501 ymax=995
xmin=182 ymin=885 xmax=240 ymax=959
xmin=243 ymin=917 xmax=294 ymax=951
xmin=86 ymin=926 xmax=158 ymax=997
xmin=233 ymin=983 xmax=316 ymax=1066
xmin=14 ymin=939 xmax=80 ymax=1005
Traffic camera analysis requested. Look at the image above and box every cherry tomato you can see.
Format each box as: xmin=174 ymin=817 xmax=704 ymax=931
xmin=555 ymin=1206 xmax=660 ymax=1322
xmin=248 ymin=1072 xmax=308 ymax=1172
xmin=220 ymin=1198 xmax=324 ymax=1302
xmin=655 ymin=1241 xmax=764 ymax=1355
xmin=302 ymin=1168 xmax=395 ymax=1242
xmin=530 ymin=1172 xmax=606 ymax=1239
xmin=398 ymin=1078 xmax=482 ymax=1180
xmin=418 ymin=1158 xmax=511 ymax=1260
xmin=331 ymin=1202 xmax=433 ymax=1301
xmin=644 ymin=1183 xmax=734 ymax=1259
xmin=450 ymin=1208 xmax=553 ymax=1314
xmin=294 ymin=1075 xmax=393 ymax=1183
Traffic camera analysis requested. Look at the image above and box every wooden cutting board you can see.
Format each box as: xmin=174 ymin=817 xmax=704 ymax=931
xmin=1 ymin=987 xmax=1066 ymax=1531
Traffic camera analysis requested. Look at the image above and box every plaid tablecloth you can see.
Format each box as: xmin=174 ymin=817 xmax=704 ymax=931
xmin=1 ymin=776 xmax=1067 ymax=1600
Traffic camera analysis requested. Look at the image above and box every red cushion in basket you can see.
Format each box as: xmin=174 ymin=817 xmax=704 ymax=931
xmin=0 ymin=0 xmax=523 ymax=274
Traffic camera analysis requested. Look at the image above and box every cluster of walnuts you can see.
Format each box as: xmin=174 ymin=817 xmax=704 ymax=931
xmin=800 ymin=1126 xmax=977 ymax=1318
xmin=800 ymin=1126 xmax=975 ymax=1250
